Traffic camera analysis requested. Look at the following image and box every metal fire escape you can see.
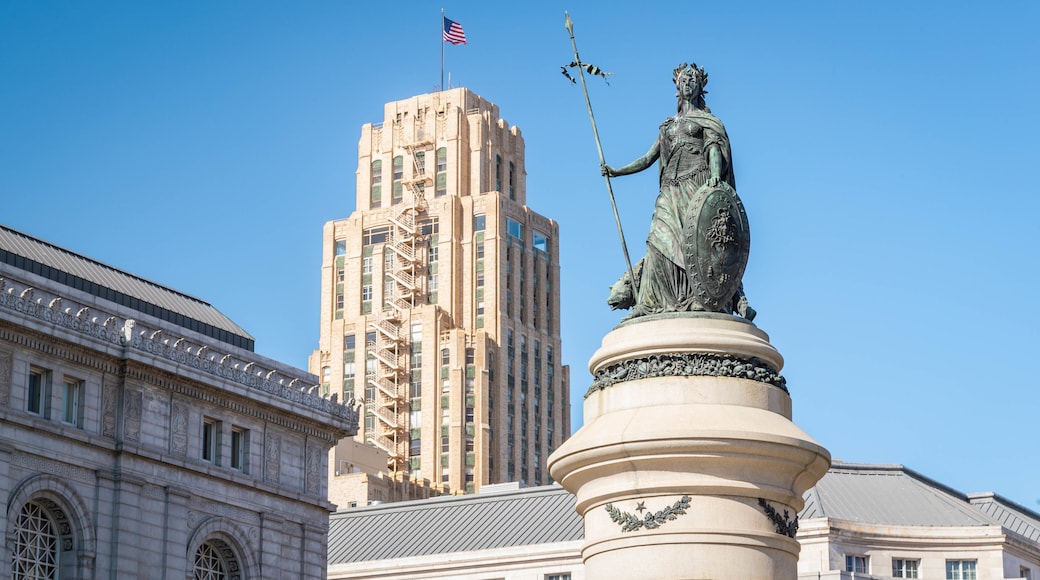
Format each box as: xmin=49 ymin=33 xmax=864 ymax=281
xmin=366 ymin=125 xmax=432 ymax=474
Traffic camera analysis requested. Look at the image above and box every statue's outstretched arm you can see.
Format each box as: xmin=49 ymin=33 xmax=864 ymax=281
xmin=602 ymin=140 xmax=660 ymax=177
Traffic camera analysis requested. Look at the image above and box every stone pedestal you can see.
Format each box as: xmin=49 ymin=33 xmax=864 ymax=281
xmin=547 ymin=314 xmax=830 ymax=580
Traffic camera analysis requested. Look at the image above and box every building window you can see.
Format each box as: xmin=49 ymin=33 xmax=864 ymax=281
xmin=230 ymin=427 xmax=249 ymax=472
xmin=546 ymin=574 xmax=571 ymax=580
xmin=193 ymin=539 xmax=241 ymax=580
xmin=61 ymin=377 xmax=83 ymax=427
xmin=509 ymin=161 xmax=516 ymax=200
xmin=533 ymin=229 xmax=549 ymax=253
xmin=363 ymin=226 xmax=390 ymax=246
xmin=362 ymin=284 xmax=373 ymax=301
xmin=495 ymin=154 xmax=502 ymax=192
xmin=12 ymin=500 xmax=60 ymax=579
xmin=506 ymin=217 xmax=524 ymax=241
xmin=436 ymin=147 xmax=447 ymax=196
xmin=392 ymin=155 xmax=404 ymax=204
xmin=371 ymin=160 xmax=382 ymax=208
xmin=202 ymin=418 xmax=220 ymax=464
xmin=1021 ymin=566 xmax=1032 ymax=580
xmin=415 ymin=150 xmax=426 ymax=175
xmin=845 ymin=555 xmax=868 ymax=574
xmin=946 ymin=560 xmax=977 ymax=580
xmin=892 ymin=559 xmax=919 ymax=578
xmin=335 ymin=239 xmax=347 ymax=256
xmin=474 ymin=214 xmax=486 ymax=232
xmin=27 ymin=367 xmax=50 ymax=416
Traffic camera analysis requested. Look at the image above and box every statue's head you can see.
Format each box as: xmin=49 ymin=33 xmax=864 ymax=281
xmin=673 ymin=63 xmax=709 ymax=111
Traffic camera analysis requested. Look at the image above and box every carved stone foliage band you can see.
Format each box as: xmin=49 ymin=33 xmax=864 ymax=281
xmin=588 ymin=351 xmax=787 ymax=395
xmin=758 ymin=498 xmax=798 ymax=538
xmin=605 ymin=496 xmax=692 ymax=533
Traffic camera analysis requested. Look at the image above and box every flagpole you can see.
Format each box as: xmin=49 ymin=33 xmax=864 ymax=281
xmin=440 ymin=8 xmax=445 ymax=90
xmin=564 ymin=12 xmax=638 ymax=295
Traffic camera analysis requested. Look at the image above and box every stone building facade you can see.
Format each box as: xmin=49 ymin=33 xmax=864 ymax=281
xmin=311 ymin=88 xmax=570 ymax=497
xmin=0 ymin=224 xmax=359 ymax=579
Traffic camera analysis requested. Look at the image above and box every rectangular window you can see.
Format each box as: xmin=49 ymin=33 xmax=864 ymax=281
xmin=202 ymin=418 xmax=221 ymax=464
xmin=533 ymin=230 xmax=549 ymax=253
xmin=893 ymin=559 xmax=919 ymax=578
xmin=946 ymin=560 xmax=977 ymax=580
xmin=495 ymin=154 xmax=502 ymax=192
xmin=61 ymin=378 xmax=82 ymax=426
xmin=1021 ymin=566 xmax=1032 ymax=580
xmin=436 ymin=147 xmax=447 ymax=196
xmin=334 ymin=239 xmax=347 ymax=256
xmin=415 ymin=150 xmax=426 ymax=175
xmin=392 ymin=155 xmax=404 ymax=204
xmin=371 ymin=160 xmax=382 ymax=208
xmin=27 ymin=367 xmax=50 ymax=416
xmin=363 ymin=226 xmax=390 ymax=246
xmin=506 ymin=217 xmax=524 ymax=241
xmin=845 ymin=555 xmax=868 ymax=574
xmin=509 ymin=161 xmax=516 ymax=200
xmin=474 ymin=214 xmax=486 ymax=232
xmin=231 ymin=427 xmax=249 ymax=472
xmin=362 ymin=284 xmax=373 ymax=301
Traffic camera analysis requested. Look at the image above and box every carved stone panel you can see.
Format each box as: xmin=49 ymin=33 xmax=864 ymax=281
xmin=102 ymin=380 xmax=118 ymax=438
xmin=305 ymin=440 xmax=322 ymax=495
xmin=170 ymin=399 xmax=189 ymax=456
xmin=0 ymin=349 xmax=11 ymax=406
xmin=265 ymin=432 xmax=281 ymax=485
xmin=123 ymin=388 xmax=141 ymax=442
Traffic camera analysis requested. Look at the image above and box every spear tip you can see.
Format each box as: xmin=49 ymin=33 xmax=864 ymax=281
xmin=565 ymin=11 xmax=573 ymax=33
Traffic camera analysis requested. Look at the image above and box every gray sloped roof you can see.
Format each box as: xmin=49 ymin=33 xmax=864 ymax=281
xmin=968 ymin=493 xmax=1040 ymax=543
xmin=0 ymin=224 xmax=253 ymax=350
xmin=327 ymin=484 xmax=583 ymax=564
xmin=799 ymin=462 xmax=998 ymax=527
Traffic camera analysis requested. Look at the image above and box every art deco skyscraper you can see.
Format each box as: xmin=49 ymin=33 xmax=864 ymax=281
xmin=312 ymin=88 xmax=570 ymax=494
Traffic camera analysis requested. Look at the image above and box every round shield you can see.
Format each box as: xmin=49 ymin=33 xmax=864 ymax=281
xmin=682 ymin=183 xmax=750 ymax=312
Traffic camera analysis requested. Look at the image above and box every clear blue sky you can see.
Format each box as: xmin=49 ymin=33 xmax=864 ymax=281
xmin=3 ymin=2 xmax=1038 ymax=507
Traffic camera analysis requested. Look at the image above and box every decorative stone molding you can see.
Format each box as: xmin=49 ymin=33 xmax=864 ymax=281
xmin=123 ymin=388 xmax=142 ymax=442
xmin=0 ymin=274 xmax=359 ymax=432
xmin=0 ymin=348 xmax=11 ymax=406
xmin=588 ymin=351 xmax=787 ymax=395
xmin=265 ymin=433 xmax=281 ymax=485
xmin=758 ymin=498 xmax=798 ymax=538
xmin=605 ymin=496 xmax=692 ymax=533
xmin=170 ymin=399 xmax=189 ymax=456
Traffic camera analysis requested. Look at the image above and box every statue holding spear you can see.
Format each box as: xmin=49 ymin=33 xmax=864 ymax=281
xmin=564 ymin=13 xmax=755 ymax=321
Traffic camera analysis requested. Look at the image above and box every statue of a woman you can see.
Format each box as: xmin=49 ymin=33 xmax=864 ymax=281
xmin=603 ymin=63 xmax=754 ymax=320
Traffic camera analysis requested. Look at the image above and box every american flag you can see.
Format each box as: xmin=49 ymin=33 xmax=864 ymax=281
xmin=443 ymin=17 xmax=467 ymax=45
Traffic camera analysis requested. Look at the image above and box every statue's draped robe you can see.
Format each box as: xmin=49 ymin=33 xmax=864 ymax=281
xmin=636 ymin=110 xmax=735 ymax=314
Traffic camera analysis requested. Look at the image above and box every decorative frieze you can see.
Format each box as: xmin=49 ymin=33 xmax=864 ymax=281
xmin=170 ymin=399 xmax=189 ymax=456
xmin=12 ymin=452 xmax=95 ymax=484
xmin=588 ymin=351 xmax=787 ymax=395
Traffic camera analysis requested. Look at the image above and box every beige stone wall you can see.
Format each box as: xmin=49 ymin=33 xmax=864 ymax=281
xmin=312 ymin=88 xmax=570 ymax=502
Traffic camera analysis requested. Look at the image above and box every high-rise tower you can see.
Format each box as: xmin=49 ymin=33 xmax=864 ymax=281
xmin=312 ymin=88 xmax=570 ymax=494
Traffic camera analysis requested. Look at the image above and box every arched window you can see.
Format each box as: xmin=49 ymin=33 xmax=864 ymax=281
xmin=12 ymin=500 xmax=60 ymax=579
xmin=193 ymin=538 xmax=242 ymax=580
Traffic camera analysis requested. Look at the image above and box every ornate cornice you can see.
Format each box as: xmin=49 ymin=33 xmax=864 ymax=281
xmin=0 ymin=274 xmax=359 ymax=434
xmin=588 ymin=351 xmax=787 ymax=396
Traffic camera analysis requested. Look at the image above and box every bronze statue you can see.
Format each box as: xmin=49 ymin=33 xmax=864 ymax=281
xmin=603 ymin=63 xmax=754 ymax=321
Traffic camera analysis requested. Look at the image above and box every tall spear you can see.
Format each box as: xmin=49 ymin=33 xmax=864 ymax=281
xmin=564 ymin=12 xmax=638 ymax=296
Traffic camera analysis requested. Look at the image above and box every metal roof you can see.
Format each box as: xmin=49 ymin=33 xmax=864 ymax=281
xmin=327 ymin=463 xmax=1040 ymax=566
xmin=327 ymin=484 xmax=583 ymax=565
xmin=968 ymin=493 xmax=1040 ymax=543
xmin=0 ymin=224 xmax=253 ymax=350
xmin=799 ymin=462 xmax=997 ymax=527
